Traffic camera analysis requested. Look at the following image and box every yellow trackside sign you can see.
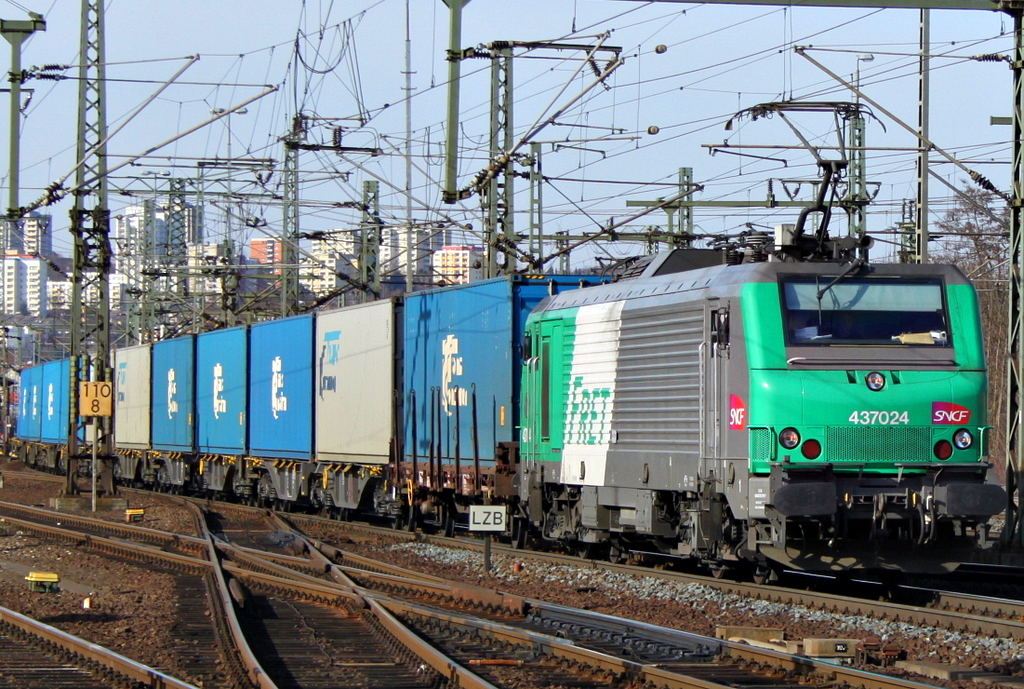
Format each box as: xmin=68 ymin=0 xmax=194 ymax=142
xmin=79 ymin=381 xmax=113 ymax=417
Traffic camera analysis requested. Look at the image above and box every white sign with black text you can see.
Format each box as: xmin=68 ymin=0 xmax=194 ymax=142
xmin=468 ymin=505 xmax=506 ymax=532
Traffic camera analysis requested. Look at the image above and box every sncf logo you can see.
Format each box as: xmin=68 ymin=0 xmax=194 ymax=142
xmin=932 ymin=402 xmax=971 ymax=425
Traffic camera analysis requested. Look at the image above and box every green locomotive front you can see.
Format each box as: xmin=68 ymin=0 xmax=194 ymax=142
xmin=742 ymin=262 xmax=1003 ymax=571
xmin=518 ymin=252 xmax=1004 ymax=575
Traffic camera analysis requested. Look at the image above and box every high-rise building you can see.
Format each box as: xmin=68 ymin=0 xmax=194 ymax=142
xmin=188 ymin=242 xmax=240 ymax=296
xmin=380 ymin=226 xmax=446 ymax=285
xmin=303 ymin=232 xmax=358 ymax=299
xmin=3 ymin=255 xmax=50 ymax=316
xmin=113 ymin=200 xmax=200 ymax=261
xmin=432 ymin=245 xmax=485 ymax=285
xmin=250 ymin=238 xmax=283 ymax=274
xmin=20 ymin=214 xmax=52 ymax=257
xmin=4 ymin=213 xmax=52 ymax=257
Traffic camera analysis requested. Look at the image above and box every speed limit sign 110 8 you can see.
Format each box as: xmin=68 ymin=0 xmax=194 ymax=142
xmin=79 ymin=381 xmax=113 ymax=417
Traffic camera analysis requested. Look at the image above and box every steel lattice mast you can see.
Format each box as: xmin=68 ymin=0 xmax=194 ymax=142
xmin=66 ymin=0 xmax=113 ymax=496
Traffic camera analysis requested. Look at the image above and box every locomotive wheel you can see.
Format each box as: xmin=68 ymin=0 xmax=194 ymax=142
xmin=510 ymin=517 xmax=528 ymax=550
xmin=709 ymin=563 xmax=730 ymax=579
xmin=751 ymin=563 xmax=778 ymax=585
xmin=607 ymin=541 xmax=628 ymax=565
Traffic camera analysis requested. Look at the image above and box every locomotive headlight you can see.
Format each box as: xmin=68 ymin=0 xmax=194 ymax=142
xmin=779 ymin=427 xmax=800 ymax=449
xmin=865 ymin=371 xmax=886 ymax=391
xmin=953 ymin=429 xmax=974 ymax=450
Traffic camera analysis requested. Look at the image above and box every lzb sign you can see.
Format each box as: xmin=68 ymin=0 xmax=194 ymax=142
xmin=468 ymin=505 xmax=506 ymax=532
xmin=79 ymin=381 xmax=113 ymax=417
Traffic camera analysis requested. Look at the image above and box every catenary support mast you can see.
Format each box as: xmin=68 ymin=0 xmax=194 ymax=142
xmin=67 ymin=0 xmax=113 ymax=497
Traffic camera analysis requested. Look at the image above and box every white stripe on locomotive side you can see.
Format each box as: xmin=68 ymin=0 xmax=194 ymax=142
xmin=560 ymin=300 xmax=624 ymax=487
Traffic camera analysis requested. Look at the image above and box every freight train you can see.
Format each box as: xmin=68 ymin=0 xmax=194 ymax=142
xmin=10 ymin=239 xmax=1006 ymax=580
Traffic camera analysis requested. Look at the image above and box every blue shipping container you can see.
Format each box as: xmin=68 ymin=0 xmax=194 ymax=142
xmin=152 ymin=336 xmax=195 ymax=453
xmin=17 ymin=364 xmax=41 ymax=441
xmin=39 ymin=359 xmax=70 ymax=443
xmin=248 ymin=315 xmax=314 ymax=460
xmin=196 ymin=327 xmax=248 ymax=455
xmin=403 ymin=275 xmax=601 ymax=464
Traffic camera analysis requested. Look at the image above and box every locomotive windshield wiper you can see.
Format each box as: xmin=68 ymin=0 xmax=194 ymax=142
xmin=816 ymin=257 xmax=865 ymax=303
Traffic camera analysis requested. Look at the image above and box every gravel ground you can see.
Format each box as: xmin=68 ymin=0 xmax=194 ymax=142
xmin=0 ymin=464 xmax=1022 ymax=689
xmin=331 ymin=535 xmax=1024 ymax=686
xmin=0 ymin=466 xmax=208 ymax=684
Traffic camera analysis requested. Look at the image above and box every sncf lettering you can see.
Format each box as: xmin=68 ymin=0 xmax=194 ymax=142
xmin=931 ymin=402 xmax=971 ymax=425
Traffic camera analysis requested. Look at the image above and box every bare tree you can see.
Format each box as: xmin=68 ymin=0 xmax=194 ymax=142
xmin=932 ymin=184 xmax=1009 ymax=479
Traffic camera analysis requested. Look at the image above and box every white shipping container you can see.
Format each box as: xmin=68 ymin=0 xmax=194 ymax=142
xmin=315 ymin=300 xmax=397 ymax=464
xmin=114 ymin=344 xmax=151 ymax=449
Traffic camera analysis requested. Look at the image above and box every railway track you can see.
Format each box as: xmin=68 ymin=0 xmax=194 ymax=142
xmin=0 ymin=603 xmax=200 ymax=689
xmin=5 ymin=469 xmax=1024 ymax=688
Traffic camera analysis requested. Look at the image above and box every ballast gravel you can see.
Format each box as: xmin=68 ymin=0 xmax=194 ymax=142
xmin=335 ymin=539 xmax=1024 ymax=686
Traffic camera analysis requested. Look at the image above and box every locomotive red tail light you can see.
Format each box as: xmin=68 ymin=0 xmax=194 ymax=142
xmin=934 ymin=440 xmax=953 ymax=460
xmin=779 ymin=428 xmax=800 ymax=449
xmin=801 ymin=439 xmax=822 ymax=459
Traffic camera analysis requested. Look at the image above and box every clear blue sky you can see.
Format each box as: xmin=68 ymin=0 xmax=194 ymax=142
xmin=1 ymin=0 xmax=1012 ymax=268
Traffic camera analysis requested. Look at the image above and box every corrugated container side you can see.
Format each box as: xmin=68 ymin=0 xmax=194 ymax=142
xmin=196 ymin=327 xmax=248 ymax=455
xmin=249 ymin=315 xmax=314 ymax=460
xmin=15 ymin=365 xmax=30 ymax=439
xmin=151 ymin=336 xmax=196 ymax=452
xmin=39 ymin=359 xmax=70 ymax=444
xmin=315 ymin=300 xmax=397 ymax=464
xmin=403 ymin=276 xmax=601 ymax=465
xmin=114 ymin=344 xmax=151 ymax=449
xmin=18 ymin=364 xmax=41 ymax=441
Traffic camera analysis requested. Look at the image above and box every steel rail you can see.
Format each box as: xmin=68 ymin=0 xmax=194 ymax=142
xmin=0 ymin=511 xmax=210 ymax=572
xmin=0 ymin=498 xmax=208 ymax=551
xmin=0 ymin=603 xmax=201 ymax=689
xmin=197 ymin=509 xmax=280 ymax=689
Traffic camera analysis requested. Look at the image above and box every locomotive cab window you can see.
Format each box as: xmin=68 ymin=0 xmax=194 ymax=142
xmin=781 ymin=276 xmax=950 ymax=347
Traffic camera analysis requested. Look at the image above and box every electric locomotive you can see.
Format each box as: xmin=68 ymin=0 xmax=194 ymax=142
xmin=516 ymin=242 xmax=1004 ymax=577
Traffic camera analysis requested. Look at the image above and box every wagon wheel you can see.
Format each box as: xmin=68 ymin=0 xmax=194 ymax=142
xmin=257 ymin=474 xmax=275 ymax=507
xmin=442 ymin=505 xmax=456 ymax=537
xmin=155 ymin=466 xmax=169 ymax=493
xmin=392 ymin=507 xmax=407 ymax=531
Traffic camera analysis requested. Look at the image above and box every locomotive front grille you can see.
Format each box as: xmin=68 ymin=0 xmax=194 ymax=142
xmin=826 ymin=426 xmax=932 ymax=462
xmin=750 ymin=428 xmax=773 ymax=462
